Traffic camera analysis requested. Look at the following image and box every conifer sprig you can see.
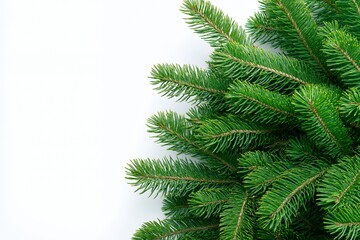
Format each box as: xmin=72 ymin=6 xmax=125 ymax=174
xmin=188 ymin=188 xmax=230 ymax=218
xmin=257 ymin=163 xmax=327 ymax=231
xmin=162 ymin=195 xmax=191 ymax=219
xmin=181 ymin=0 xmax=250 ymax=47
xmin=219 ymin=187 xmax=254 ymax=240
xmin=196 ymin=115 xmax=279 ymax=152
xmin=133 ymin=218 xmax=220 ymax=240
xmin=321 ymin=22 xmax=360 ymax=88
xmin=126 ymin=157 xmax=238 ymax=197
xmin=249 ymin=0 xmax=329 ymax=75
xmin=318 ymin=155 xmax=360 ymax=207
xmin=334 ymin=0 xmax=360 ymax=40
xmin=147 ymin=111 xmax=237 ymax=172
xmin=339 ymin=88 xmax=360 ymax=127
xmin=226 ymin=81 xmax=296 ymax=125
xmin=292 ymin=84 xmax=353 ymax=158
xmin=150 ymin=64 xmax=227 ymax=105
xmin=211 ymin=43 xmax=324 ymax=94
xmin=324 ymin=207 xmax=360 ymax=240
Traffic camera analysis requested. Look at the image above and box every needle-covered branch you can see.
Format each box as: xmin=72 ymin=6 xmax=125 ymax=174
xmin=196 ymin=114 xmax=280 ymax=153
xmin=226 ymin=81 xmax=295 ymax=125
xmin=188 ymin=188 xmax=230 ymax=218
xmin=126 ymin=157 xmax=238 ymax=197
xmin=257 ymin=163 xmax=327 ymax=231
xmin=148 ymin=111 xmax=238 ymax=172
xmin=318 ymin=155 xmax=360 ymax=208
xmin=324 ymin=207 xmax=360 ymax=240
xmin=292 ymin=84 xmax=353 ymax=158
xmin=248 ymin=0 xmax=329 ymax=75
xmin=211 ymin=43 xmax=324 ymax=94
xmin=220 ymin=187 xmax=255 ymax=240
xmin=151 ymin=64 xmax=228 ymax=106
xmin=181 ymin=0 xmax=251 ymax=47
xmin=321 ymin=22 xmax=360 ymax=88
xmin=132 ymin=218 xmax=220 ymax=240
xmin=339 ymin=88 xmax=360 ymax=127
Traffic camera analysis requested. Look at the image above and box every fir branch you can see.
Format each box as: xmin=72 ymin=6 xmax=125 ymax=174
xmin=148 ymin=111 xmax=237 ymax=172
xmin=246 ymin=12 xmax=280 ymax=47
xmin=321 ymin=22 xmax=360 ymax=88
xmin=162 ymin=195 xmax=191 ymax=219
xmin=132 ymin=218 xmax=220 ymax=240
xmin=255 ymin=0 xmax=329 ymax=75
xmin=181 ymin=0 xmax=250 ymax=47
xmin=196 ymin=115 xmax=279 ymax=153
xmin=285 ymin=136 xmax=322 ymax=163
xmin=126 ymin=157 xmax=237 ymax=197
xmin=243 ymin=160 xmax=294 ymax=197
xmin=226 ymin=81 xmax=295 ymax=125
xmin=334 ymin=0 xmax=360 ymax=40
xmin=188 ymin=188 xmax=230 ymax=218
xmin=318 ymin=155 xmax=360 ymax=208
xmin=220 ymin=187 xmax=254 ymax=240
xmin=186 ymin=105 xmax=219 ymax=125
xmin=211 ymin=43 xmax=324 ymax=94
xmin=324 ymin=207 xmax=360 ymax=240
xmin=339 ymin=88 xmax=360 ymax=127
xmin=292 ymin=84 xmax=352 ymax=158
xmin=257 ymin=163 xmax=327 ymax=231
xmin=306 ymin=0 xmax=339 ymax=24
xmin=238 ymin=151 xmax=278 ymax=175
xmin=150 ymin=64 xmax=228 ymax=105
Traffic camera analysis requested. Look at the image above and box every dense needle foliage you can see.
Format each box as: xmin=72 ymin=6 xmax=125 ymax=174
xmin=126 ymin=0 xmax=360 ymax=239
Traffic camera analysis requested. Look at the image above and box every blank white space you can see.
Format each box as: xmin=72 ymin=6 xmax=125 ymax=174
xmin=0 ymin=1 xmax=259 ymax=239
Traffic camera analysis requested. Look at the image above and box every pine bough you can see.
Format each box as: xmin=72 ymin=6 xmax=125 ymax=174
xmin=126 ymin=0 xmax=360 ymax=239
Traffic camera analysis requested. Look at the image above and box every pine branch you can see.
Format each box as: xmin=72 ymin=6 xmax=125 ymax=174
xmin=257 ymin=163 xmax=327 ymax=231
xmin=188 ymin=188 xmax=230 ymax=218
xmin=339 ymin=88 xmax=360 ymax=127
xmin=238 ymin=151 xmax=278 ymax=175
xmin=196 ymin=114 xmax=280 ymax=153
xmin=285 ymin=136 xmax=323 ymax=163
xmin=211 ymin=43 xmax=324 ymax=94
xmin=220 ymin=187 xmax=254 ymax=240
xmin=335 ymin=0 xmax=360 ymax=40
xmin=132 ymin=218 xmax=219 ymax=240
xmin=226 ymin=81 xmax=296 ymax=125
xmin=181 ymin=0 xmax=250 ymax=47
xmin=324 ymin=207 xmax=360 ymax=240
xmin=150 ymin=64 xmax=228 ymax=105
xmin=246 ymin=12 xmax=280 ymax=47
xmin=243 ymin=160 xmax=294 ymax=197
xmin=292 ymin=84 xmax=353 ymax=158
xmin=162 ymin=195 xmax=191 ymax=219
xmin=305 ymin=0 xmax=339 ymax=24
xmin=186 ymin=105 xmax=219 ymax=125
xmin=321 ymin=22 xmax=360 ymax=88
xmin=126 ymin=157 xmax=238 ymax=197
xmin=252 ymin=0 xmax=329 ymax=75
xmin=148 ymin=111 xmax=237 ymax=172
xmin=318 ymin=155 xmax=360 ymax=208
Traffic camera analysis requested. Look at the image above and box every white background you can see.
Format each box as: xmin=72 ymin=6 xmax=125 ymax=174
xmin=0 ymin=1 xmax=259 ymax=239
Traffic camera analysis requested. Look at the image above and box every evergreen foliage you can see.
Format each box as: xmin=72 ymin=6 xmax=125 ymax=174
xmin=126 ymin=0 xmax=360 ymax=239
